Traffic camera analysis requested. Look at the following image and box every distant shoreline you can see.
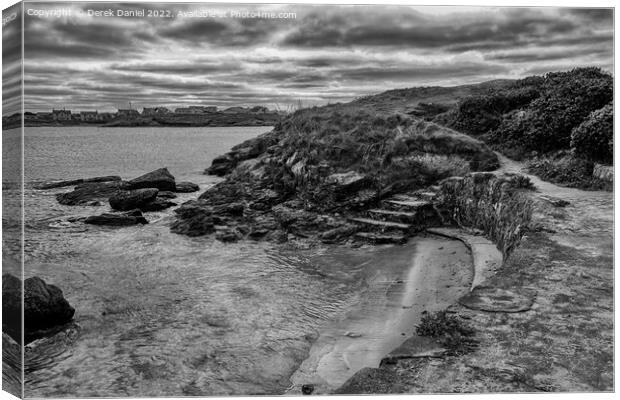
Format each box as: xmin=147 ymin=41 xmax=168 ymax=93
xmin=3 ymin=110 xmax=283 ymax=130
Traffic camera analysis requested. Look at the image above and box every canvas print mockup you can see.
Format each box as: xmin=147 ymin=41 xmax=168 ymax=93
xmin=1 ymin=2 xmax=614 ymax=398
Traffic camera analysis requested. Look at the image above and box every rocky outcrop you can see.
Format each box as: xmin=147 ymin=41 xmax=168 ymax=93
xmin=84 ymin=210 xmax=148 ymax=226
xmin=109 ymin=188 xmax=159 ymax=211
xmin=204 ymin=131 xmax=280 ymax=176
xmin=175 ymin=182 xmax=200 ymax=193
xmin=35 ymin=175 xmax=121 ymax=190
xmin=56 ymin=180 xmax=128 ymax=205
xmin=3 ymin=274 xmax=75 ymax=343
xmin=127 ymin=167 xmax=176 ymax=191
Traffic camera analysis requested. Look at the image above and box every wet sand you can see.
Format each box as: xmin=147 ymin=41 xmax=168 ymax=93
xmin=287 ymin=234 xmax=473 ymax=394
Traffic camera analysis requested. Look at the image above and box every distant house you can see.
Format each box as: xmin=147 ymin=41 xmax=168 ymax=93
xmin=142 ymin=107 xmax=171 ymax=116
xmin=116 ymin=109 xmax=140 ymax=118
xmin=52 ymin=109 xmax=72 ymax=121
xmin=80 ymin=111 xmax=99 ymax=122
xmin=98 ymin=112 xmax=114 ymax=121
xmin=174 ymin=107 xmax=191 ymax=114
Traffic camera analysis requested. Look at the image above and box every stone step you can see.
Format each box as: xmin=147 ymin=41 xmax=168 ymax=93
xmin=416 ymin=191 xmax=438 ymax=201
xmin=355 ymin=232 xmax=407 ymax=245
xmin=383 ymin=199 xmax=433 ymax=211
xmin=349 ymin=217 xmax=411 ymax=231
xmin=368 ymin=209 xmax=417 ymax=223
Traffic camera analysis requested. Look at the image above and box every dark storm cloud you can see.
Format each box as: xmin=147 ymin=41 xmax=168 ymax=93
xmin=281 ymin=7 xmax=610 ymax=52
xmin=334 ymin=63 xmax=510 ymax=82
xmin=17 ymin=4 xmax=614 ymax=113
xmin=158 ymin=17 xmax=288 ymax=47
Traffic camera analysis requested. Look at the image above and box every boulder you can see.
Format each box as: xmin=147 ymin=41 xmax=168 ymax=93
xmin=175 ymin=181 xmax=200 ymax=193
xmin=327 ymin=171 xmax=371 ymax=195
xmin=157 ymin=191 xmax=177 ymax=199
xmin=56 ymin=181 xmax=128 ymax=205
xmin=127 ymin=167 xmax=176 ymax=191
xmin=140 ymin=199 xmax=177 ymax=212
xmin=3 ymin=274 xmax=75 ymax=343
xmin=109 ymin=188 xmax=159 ymax=211
xmin=206 ymin=155 xmax=235 ymax=176
xmin=2 ymin=274 xmax=21 ymax=341
xmin=35 ymin=175 xmax=121 ymax=190
xmin=84 ymin=210 xmax=148 ymax=226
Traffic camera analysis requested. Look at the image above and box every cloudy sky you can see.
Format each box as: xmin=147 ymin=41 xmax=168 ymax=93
xmin=3 ymin=2 xmax=614 ymax=113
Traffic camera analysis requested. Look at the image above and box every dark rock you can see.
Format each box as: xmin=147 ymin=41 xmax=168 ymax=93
xmin=265 ymin=230 xmax=288 ymax=243
xmin=140 ymin=199 xmax=177 ymax=212
xmin=84 ymin=210 xmax=148 ymax=226
xmin=272 ymin=205 xmax=317 ymax=228
xmin=35 ymin=175 xmax=121 ymax=190
xmin=175 ymin=182 xmax=200 ymax=193
xmin=157 ymin=191 xmax=177 ymax=199
xmin=319 ymin=224 xmax=358 ymax=244
xmin=2 ymin=274 xmax=21 ymax=341
xmin=301 ymin=384 xmax=314 ymax=395
xmin=127 ymin=167 xmax=176 ymax=191
xmin=56 ymin=181 xmax=128 ymax=205
xmin=206 ymin=155 xmax=235 ymax=176
xmin=248 ymin=228 xmax=270 ymax=239
xmin=212 ymin=202 xmax=244 ymax=217
xmin=459 ymin=286 xmax=536 ymax=313
xmin=171 ymin=202 xmax=216 ymax=236
xmin=3 ymin=274 xmax=75 ymax=344
xmin=109 ymin=189 xmax=159 ymax=211
xmin=215 ymin=228 xmax=242 ymax=242
xmin=327 ymin=171 xmax=371 ymax=195
xmin=380 ymin=336 xmax=447 ymax=366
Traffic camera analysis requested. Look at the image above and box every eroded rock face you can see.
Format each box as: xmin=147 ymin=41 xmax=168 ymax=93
xmin=84 ymin=210 xmax=148 ymax=226
xmin=3 ymin=274 xmax=75 ymax=343
xmin=127 ymin=167 xmax=176 ymax=191
xmin=56 ymin=181 xmax=128 ymax=205
xmin=109 ymin=189 xmax=159 ymax=211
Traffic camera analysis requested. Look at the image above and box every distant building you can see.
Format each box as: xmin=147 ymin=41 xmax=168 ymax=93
xmin=142 ymin=107 xmax=171 ymax=116
xmin=99 ymin=112 xmax=114 ymax=121
xmin=116 ymin=109 xmax=140 ymax=118
xmin=80 ymin=111 xmax=99 ymax=122
xmin=52 ymin=109 xmax=72 ymax=121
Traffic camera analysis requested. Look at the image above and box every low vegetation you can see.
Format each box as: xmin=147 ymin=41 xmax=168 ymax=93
xmin=432 ymin=67 xmax=613 ymax=190
xmin=252 ymin=107 xmax=499 ymax=211
xmin=416 ymin=310 xmax=477 ymax=355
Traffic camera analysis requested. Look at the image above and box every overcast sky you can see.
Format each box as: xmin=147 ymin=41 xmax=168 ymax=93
xmin=2 ymin=3 xmax=614 ymax=113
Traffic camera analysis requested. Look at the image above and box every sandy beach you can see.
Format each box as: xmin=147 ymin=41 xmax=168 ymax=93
xmin=287 ymin=234 xmax=474 ymax=393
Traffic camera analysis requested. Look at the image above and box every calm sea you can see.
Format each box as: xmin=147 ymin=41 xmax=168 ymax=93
xmin=2 ymin=126 xmax=383 ymax=397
